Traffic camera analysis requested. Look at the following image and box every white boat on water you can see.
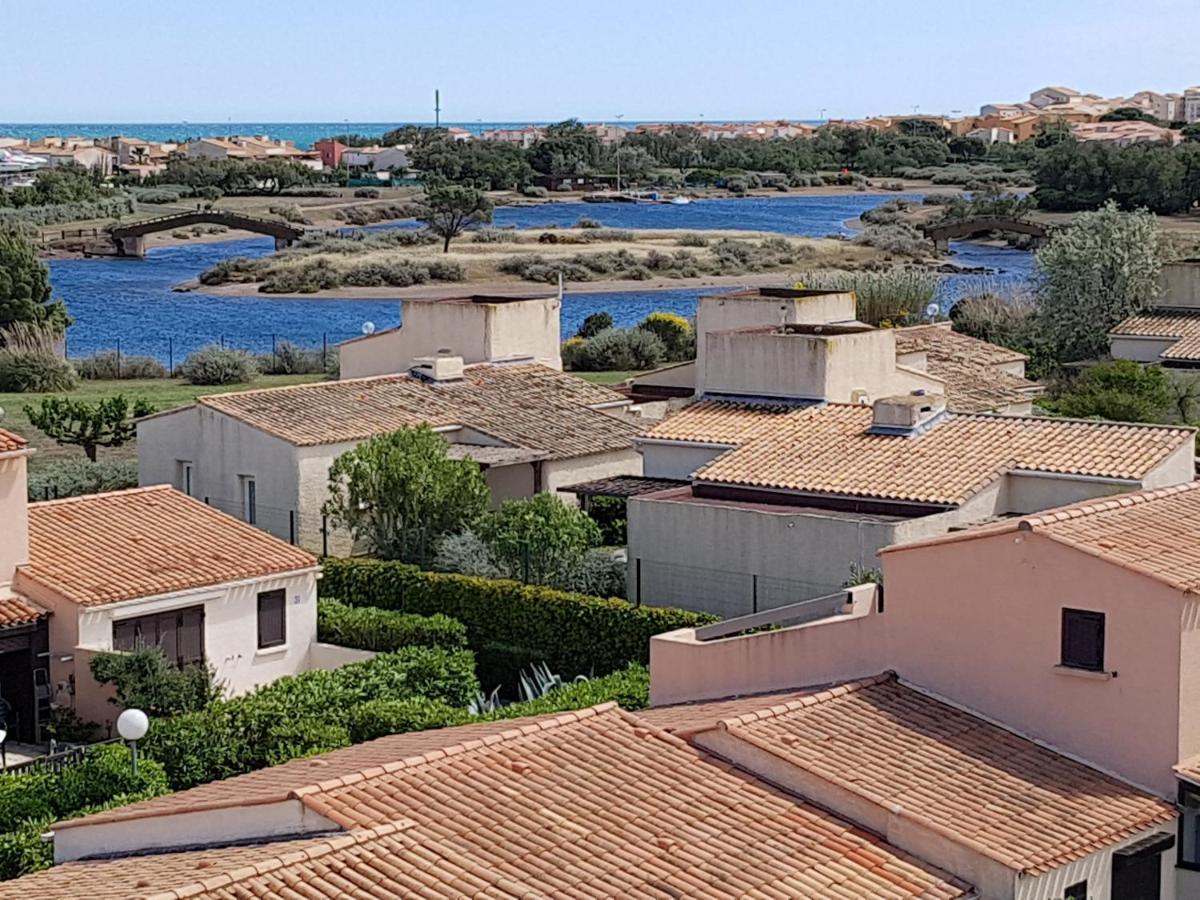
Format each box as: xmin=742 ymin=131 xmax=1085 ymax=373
xmin=669 ymin=196 xmax=692 ymax=205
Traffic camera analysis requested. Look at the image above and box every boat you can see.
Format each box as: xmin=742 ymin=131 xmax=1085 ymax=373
xmin=669 ymin=196 xmax=692 ymax=205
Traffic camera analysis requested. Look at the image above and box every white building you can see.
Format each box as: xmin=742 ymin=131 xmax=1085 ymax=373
xmin=137 ymin=361 xmax=643 ymax=555
xmin=0 ymin=430 xmax=327 ymax=734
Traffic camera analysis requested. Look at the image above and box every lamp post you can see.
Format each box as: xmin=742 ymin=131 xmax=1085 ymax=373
xmin=116 ymin=708 xmax=149 ymax=775
xmin=0 ymin=728 xmax=7 ymax=771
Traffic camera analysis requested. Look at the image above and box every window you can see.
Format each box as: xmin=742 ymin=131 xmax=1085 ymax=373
xmin=1064 ymin=881 xmax=1087 ymax=900
xmin=113 ymin=606 xmax=204 ymax=668
xmin=1181 ymin=783 xmax=1200 ymax=868
xmin=257 ymin=589 xmax=286 ymax=649
xmin=1061 ymin=608 xmax=1105 ymax=672
xmin=178 ymin=461 xmax=193 ymax=497
xmin=241 ymin=476 xmax=257 ymax=525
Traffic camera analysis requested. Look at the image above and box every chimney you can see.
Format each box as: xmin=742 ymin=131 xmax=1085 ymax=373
xmin=869 ymin=390 xmax=947 ymax=436
xmin=411 ymin=351 xmax=465 ymax=383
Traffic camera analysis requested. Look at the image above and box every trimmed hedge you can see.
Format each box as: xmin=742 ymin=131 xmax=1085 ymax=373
xmin=346 ymin=663 xmax=649 ymax=743
xmin=317 ymin=599 xmax=467 ymax=651
xmin=142 ymin=646 xmax=479 ymax=789
xmin=319 ymin=558 xmax=717 ymax=678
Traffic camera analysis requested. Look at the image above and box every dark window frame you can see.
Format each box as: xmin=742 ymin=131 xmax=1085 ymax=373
xmin=112 ymin=606 xmax=205 ymax=668
xmin=1179 ymin=782 xmax=1200 ymax=871
xmin=1061 ymin=608 xmax=1105 ymax=672
xmin=257 ymin=589 xmax=286 ymax=649
xmin=1064 ymin=880 xmax=1087 ymax=900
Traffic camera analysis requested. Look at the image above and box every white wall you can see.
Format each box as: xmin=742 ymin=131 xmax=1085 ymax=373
xmin=543 ymin=448 xmax=643 ymax=504
xmin=1110 ymin=335 xmax=1176 ymax=363
xmin=69 ymin=570 xmax=318 ymax=725
xmin=0 ymin=453 xmax=29 ymax=594
xmin=638 ymin=440 xmax=731 ymax=481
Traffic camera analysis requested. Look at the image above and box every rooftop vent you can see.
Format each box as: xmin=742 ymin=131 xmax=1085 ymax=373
xmin=869 ymin=391 xmax=947 ymax=436
xmin=411 ymin=354 xmax=465 ymax=383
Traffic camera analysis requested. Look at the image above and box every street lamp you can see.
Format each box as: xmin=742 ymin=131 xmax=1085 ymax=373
xmin=116 ymin=708 xmax=149 ymax=775
xmin=0 ymin=727 xmax=7 ymax=770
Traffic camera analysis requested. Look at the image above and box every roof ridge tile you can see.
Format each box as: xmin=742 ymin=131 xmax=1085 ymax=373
xmin=717 ymin=671 xmax=896 ymax=729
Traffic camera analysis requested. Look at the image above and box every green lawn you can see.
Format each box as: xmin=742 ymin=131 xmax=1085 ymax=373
xmin=2 ymin=375 xmax=324 ymax=467
xmin=573 ymin=370 xmax=642 ymax=385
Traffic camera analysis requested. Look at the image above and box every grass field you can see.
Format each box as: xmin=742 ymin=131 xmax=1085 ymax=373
xmin=3 ymin=375 xmax=325 ymax=467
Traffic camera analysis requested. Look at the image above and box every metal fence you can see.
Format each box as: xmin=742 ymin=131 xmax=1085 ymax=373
xmin=630 ymin=558 xmax=843 ymax=619
xmin=2 ymin=738 xmax=121 ymax=776
xmin=64 ymin=331 xmax=363 ymax=375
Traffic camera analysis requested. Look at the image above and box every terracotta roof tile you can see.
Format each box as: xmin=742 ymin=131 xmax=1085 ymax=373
xmin=642 ymin=399 xmax=798 ymax=444
xmin=895 ymin=324 xmax=1042 ymax=413
xmin=194 ymin=362 xmax=639 ymax=457
xmin=0 ymin=429 xmax=26 ymax=453
xmin=0 ymin=595 xmax=48 ymax=629
xmin=716 ymin=674 xmax=1176 ymax=876
xmin=32 ymin=706 xmax=970 ymax=899
xmin=638 ymin=685 xmax=829 ymax=736
xmin=1112 ymin=309 xmax=1200 ymax=360
xmin=19 ymin=486 xmax=316 ymax=606
xmin=693 ymin=404 xmax=1191 ymax=505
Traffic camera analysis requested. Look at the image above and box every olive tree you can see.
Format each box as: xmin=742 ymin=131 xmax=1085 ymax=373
xmin=1035 ymin=202 xmax=1161 ymax=362
xmin=24 ymin=394 xmax=155 ymax=462
xmin=323 ymin=426 xmax=489 ymax=563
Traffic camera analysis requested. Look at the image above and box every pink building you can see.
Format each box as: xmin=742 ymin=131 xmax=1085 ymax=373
xmin=312 ymin=138 xmax=346 ymax=168
xmin=652 ymin=481 xmax=1200 ymax=897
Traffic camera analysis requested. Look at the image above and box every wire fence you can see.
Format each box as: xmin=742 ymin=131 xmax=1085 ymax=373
xmin=630 ymin=558 xmax=845 ymax=619
xmin=64 ymin=330 xmax=365 ymax=374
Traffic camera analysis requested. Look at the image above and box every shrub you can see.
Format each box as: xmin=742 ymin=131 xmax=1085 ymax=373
xmin=797 ymin=270 xmax=941 ymax=327
xmin=259 ymin=259 xmax=340 ymax=293
xmin=425 ymin=258 xmax=465 ymax=281
xmin=521 ymin=185 xmax=549 ymax=198
xmin=574 ymin=216 xmax=602 ymax=229
xmin=637 ymin=312 xmax=694 ymax=361
xmin=560 ymin=336 xmax=586 ymax=370
xmin=725 ymin=176 xmax=749 ymax=195
xmin=346 ymin=697 xmax=470 ymax=743
xmin=267 ymin=203 xmax=309 ymax=224
xmin=170 ymin=230 xmax=191 ymax=239
xmin=471 ymin=227 xmax=520 ymax=243
xmin=73 ymin=350 xmax=167 ymax=380
xmin=576 ymin=311 xmax=613 ymax=339
xmin=587 ymin=494 xmax=627 ymax=545
xmin=431 ymin=530 xmax=505 ymax=579
xmin=473 ymin=493 xmax=602 ymax=585
xmin=132 ymin=189 xmax=181 ymax=204
xmin=254 ymin=340 xmax=326 ymax=375
xmin=570 ymin=327 xmax=665 ymax=371
xmin=1042 ymin=359 xmax=1172 ymax=423
xmin=676 ymin=232 xmax=709 ymax=247
xmin=353 ymin=187 xmax=381 ymax=199
xmin=0 ymin=349 xmax=77 ymax=392
xmin=26 ymin=458 xmax=138 ymax=501
xmin=317 ymin=599 xmax=468 ymax=651
xmin=90 ymin=649 xmax=221 ymax=718
xmin=178 ymin=344 xmax=258 ymax=385
xmin=852 ymin=223 xmax=932 ymax=257
xmin=556 ymin=548 xmax=627 ymax=598
xmin=319 ymin=558 xmax=716 ymax=678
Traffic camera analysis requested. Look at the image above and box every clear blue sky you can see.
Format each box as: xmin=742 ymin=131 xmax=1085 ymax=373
xmin=6 ymin=0 xmax=1198 ymax=123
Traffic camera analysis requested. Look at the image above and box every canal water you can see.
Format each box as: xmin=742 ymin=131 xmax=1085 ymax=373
xmin=48 ymin=195 xmax=1035 ymax=363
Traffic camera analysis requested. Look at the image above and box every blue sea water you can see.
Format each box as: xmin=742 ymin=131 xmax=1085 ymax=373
xmin=47 ymin=195 xmax=1034 ymax=364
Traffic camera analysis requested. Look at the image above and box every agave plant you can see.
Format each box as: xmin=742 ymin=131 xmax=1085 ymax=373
xmin=467 ymin=685 xmax=503 ymax=716
xmin=517 ymin=662 xmax=588 ymax=703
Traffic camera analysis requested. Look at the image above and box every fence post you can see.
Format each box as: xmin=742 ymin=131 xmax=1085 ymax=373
xmin=634 ymin=558 xmax=642 ymax=607
xmin=272 ymin=334 xmax=277 ymax=373
xmin=220 ymin=334 xmax=225 ymax=349
xmin=168 ymin=337 xmax=174 ymax=377
xmin=752 ymin=573 xmax=758 ymax=614
xmin=321 ymin=515 xmax=329 ymax=558
xmin=289 ymin=510 xmax=296 ymax=545
xmin=322 ymin=333 xmax=328 ymax=369
xmin=115 ymin=339 xmax=122 ymax=379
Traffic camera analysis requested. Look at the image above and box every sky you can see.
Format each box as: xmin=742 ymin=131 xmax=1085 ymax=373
xmin=4 ymin=0 xmax=1199 ymax=123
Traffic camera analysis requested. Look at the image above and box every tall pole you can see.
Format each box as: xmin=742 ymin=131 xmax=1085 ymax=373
xmin=435 ymin=90 xmax=441 ymax=129
xmin=615 ymin=113 xmax=624 ymax=192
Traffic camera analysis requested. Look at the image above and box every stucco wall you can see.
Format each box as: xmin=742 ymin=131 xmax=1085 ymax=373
xmin=1109 ymin=335 xmax=1176 ymax=363
xmin=139 ymin=407 xmax=301 ymax=542
xmin=1015 ymin=828 xmax=1178 ymax=900
xmin=63 ymin=571 xmax=318 ymax=727
xmin=0 ymin=453 xmax=29 ymax=594
xmin=485 ymin=463 xmax=537 ymax=505
xmin=1161 ymin=262 xmax=1200 ymax=308
xmin=884 ymin=532 xmax=1184 ymax=797
xmin=638 ymin=440 xmax=730 ymax=481
xmin=543 ymin=449 xmax=643 ymax=504
xmin=484 ymin=297 xmax=562 ymax=368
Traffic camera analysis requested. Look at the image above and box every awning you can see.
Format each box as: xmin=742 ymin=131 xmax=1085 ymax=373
xmin=556 ymin=476 xmax=686 ymax=499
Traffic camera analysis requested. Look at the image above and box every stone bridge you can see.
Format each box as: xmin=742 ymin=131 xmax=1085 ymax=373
xmin=919 ymin=216 xmax=1049 ymax=252
xmin=110 ymin=210 xmax=305 ymax=257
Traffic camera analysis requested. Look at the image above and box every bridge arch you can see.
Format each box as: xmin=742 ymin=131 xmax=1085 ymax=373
xmin=110 ymin=211 xmax=305 ymax=257
xmin=919 ymin=216 xmax=1049 ymax=252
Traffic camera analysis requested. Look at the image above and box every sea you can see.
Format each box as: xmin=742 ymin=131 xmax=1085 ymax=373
xmin=46 ymin=195 xmax=1034 ymax=366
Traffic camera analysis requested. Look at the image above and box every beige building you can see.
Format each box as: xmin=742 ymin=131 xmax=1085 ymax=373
xmin=339 ymin=293 xmax=563 ymax=380
xmin=0 ymin=429 xmax=341 ymax=737
xmin=628 ymin=394 xmax=1194 ymax=615
xmin=137 ymin=362 xmax=643 ymax=555
xmin=1111 ymin=260 xmax=1200 ymax=365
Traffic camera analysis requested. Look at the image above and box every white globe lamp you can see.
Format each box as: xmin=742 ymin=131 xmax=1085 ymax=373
xmin=116 ymin=708 xmax=149 ymax=774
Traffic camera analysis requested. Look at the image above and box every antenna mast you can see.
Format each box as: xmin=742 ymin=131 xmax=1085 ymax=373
xmin=434 ymin=90 xmax=441 ymax=129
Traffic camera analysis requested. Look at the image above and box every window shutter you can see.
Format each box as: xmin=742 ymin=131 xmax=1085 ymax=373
xmin=257 ymin=589 xmax=286 ymax=649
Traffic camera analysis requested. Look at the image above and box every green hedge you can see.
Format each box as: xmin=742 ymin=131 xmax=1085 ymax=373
xmin=142 ymin=646 xmax=479 ymax=789
xmin=0 ymin=744 xmax=168 ymax=880
xmin=346 ymin=663 xmax=649 ymax=743
xmin=317 ymin=599 xmax=467 ymax=652
xmin=320 ymin=559 xmax=716 ymax=678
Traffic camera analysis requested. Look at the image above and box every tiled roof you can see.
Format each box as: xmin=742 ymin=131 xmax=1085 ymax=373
xmin=641 ymin=399 xmax=797 ymax=444
xmin=885 ymin=483 xmax=1200 ymax=594
xmin=194 ymin=363 xmax=640 ymax=458
xmin=894 ymin=324 xmax=1042 ymax=413
xmin=638 ymin=685 xmax=827 ymax=736
xmin=714 ymin=674 xmax=1176 ymax=876
xmin=0 ymin=595 xmax=47 ymax=629
xmin=693 ymin=404 xmax=1191 ymax=505
xmin=1175 ymin=755 xmax=1200 ymax=786
xmin=0 ymin=429 xmax=27 ymax=453
xmin=34 ymin=705 xmax=970 ymax=899
xmin=19 ymin=486 xmax=316 ymax=607
xmin=1112 ymin=309 xmax=1200 ymax=360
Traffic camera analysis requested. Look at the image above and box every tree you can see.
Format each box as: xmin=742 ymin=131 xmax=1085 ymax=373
xmin=323 ymin=425 xmax=489 ymax=563
xmin=1046 ymin=360 xmax=1172 ymax=423
xmin=90 ymin=648 xmax=221 ymax=718
xmin=0 ymin=229 xmax=71 ymax=338
xmin=417 ymin=181 xmax=494 ymax=252
xmin=1100 ymin=106 xmax=1164 ymax=125
xmin=527 ymin=119 xmax=602 ymax=176
xmin=473 ymin=492 xmax=601 ymax=584
xmin=24 ymin=394 xmax=154 ymax=462
xmin=1035 ymin=202 xmax=1161 ymax=362
xmin=1033 ymin=116 xmax=1074 ymax=149
xmin=1182 ymin=123 xmax=1200 ymax=144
